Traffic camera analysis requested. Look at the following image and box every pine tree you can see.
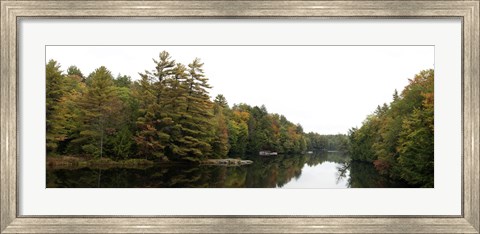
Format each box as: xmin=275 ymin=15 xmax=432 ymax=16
xmin=67 ymin=65 xmax=84 ymax=80
xmin=114 ymin=74 xmax=132 ymax=88
xmin=170 ymin=58 xmax=214 ymax=162
xmin=393 ymin=89 xmax=399 ymax=101
xmin=46 ymin=60 xmax=68 ymax=154
xmin=214 ymin=94 xmax=228 ymax=109
xmin=164 ymin=63 xmax=188 ymax=120
xmin=76 ymin=66 xmax=121 ymax=158
xmin=134 ymin=75 xmax=169 ymax=160
xmin=134 ymin=51 xmax=176 ymax=160
xmin=148 ymin=51 xmax=176 ymax=106
xmin=211 ymin=95 xmax=230 ymax=158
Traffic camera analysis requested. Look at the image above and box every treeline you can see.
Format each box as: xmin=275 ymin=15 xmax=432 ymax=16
xmin=348 ymin=69 xmax=434 ymax=187
xmin=305 ymin=133 xmax=348 ymax=151
xmin=47 ymin=51 xmax=340 ymax=163
xmin=215 ymin=101 xmax=308 ymax=156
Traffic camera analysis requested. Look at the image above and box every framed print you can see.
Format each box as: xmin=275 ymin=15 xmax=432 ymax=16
xmin=1 ymin=0 xmax=479 ymax=233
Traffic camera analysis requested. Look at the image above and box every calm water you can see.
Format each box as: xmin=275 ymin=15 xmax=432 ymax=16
xmin=46 ymin=152 xmax=406 ymax=188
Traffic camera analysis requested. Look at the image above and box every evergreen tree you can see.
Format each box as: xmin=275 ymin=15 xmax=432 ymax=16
xmin=211 ymin=95 xmax=230 ymax=158
xmin=46 ymin=60 xmax=68 ymax=153
xmin=67 ymin=65 xmax=84 ymax=79
xmin=170 ymin=58 xmax=214 ymax=162
xmin=76 ymin=66 xmax=121 ymax=158
xmin=214 ymin=94 xmax=228 ymax=109
xmin=114 ymin=74 xmax=132 ymax=88
xmin=134 ymin=51 xmax=176 ymax=160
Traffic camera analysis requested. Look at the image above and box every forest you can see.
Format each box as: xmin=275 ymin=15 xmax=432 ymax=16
xmin=46 ymin=51 xmax=347 ymax=165
xmin=348 ymin=69 xmax=434 ymax=187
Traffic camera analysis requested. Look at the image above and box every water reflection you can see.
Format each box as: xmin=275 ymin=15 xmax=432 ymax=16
xmin=346 ymin=160 xmax=409 ymax=188
xmin=46 ymin=151 xmax=406 ymax=188
xmin=281 ymin=162 xmax=349 ymax=188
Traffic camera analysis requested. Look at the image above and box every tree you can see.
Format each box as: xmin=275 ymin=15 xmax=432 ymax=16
xmin=246 ymin=105 xmax=273 ymax=154
xmin=134 ymin=51 xmax=176 ymax=160
xmin=397 ymin=70 xmax=434 ymax=187
xmin=214 ymin=94 xmax=228 ymax=109
xmin=67 ymin=65 xmax=84 ymax=79
xmin=103 ymin=82 xmax=138 ymax=159
xmin=76 ymin=66 xmax=122 ymax=158
xmin=392 ymin=89 xmax=399 ymax=101
xmin=148 ymin=51 xmax=176 ymax=106
xmin=211 ymin=104 xmax=230 ymax=158
xmin=348 ymin=69 xmax=434 ymax=187
xmin=169 ymin=58 xmax=215 ymax=162
xmin=228 ymin=108 xmax=249 ymax=155
xmin=46 ymin=60 xmax=68 ymax=154
xmin=114 ymin=74 xmax=132 ymax=88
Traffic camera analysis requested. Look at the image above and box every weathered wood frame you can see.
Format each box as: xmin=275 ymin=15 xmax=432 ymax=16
xmin=1 ymin=1 xmax=478 ymax=233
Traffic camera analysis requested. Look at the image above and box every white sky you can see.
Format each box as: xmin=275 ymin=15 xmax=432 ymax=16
xmin=46 ymin=46 xmax=434 ymax=134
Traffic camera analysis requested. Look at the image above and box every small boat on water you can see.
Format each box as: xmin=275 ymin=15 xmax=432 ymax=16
xmin=259 ymin=151 xmax=278 ymax=156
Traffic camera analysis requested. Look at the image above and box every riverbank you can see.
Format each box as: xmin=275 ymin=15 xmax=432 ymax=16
xmin=201 ymin=158 xmax=253 ymax=166
xmin=47 ymin=155 xmax=254 ymax=170
xmin=46 ymin=156 xmax=154 ymax=170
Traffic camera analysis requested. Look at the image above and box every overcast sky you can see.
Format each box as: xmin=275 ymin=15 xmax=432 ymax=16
xmin=46 ymin=46 xmax=434 ymax=134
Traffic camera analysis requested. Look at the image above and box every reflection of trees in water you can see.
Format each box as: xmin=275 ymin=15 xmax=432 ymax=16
xmin=345 ymin=160 xmax=411 ymax=188
xmin=47 ymin=151 xmax=378 ymax=188
xmin=243 ymin=154 xmax=306 ymax=188
xmin=335 ymin=161 xmax=350 ymax=185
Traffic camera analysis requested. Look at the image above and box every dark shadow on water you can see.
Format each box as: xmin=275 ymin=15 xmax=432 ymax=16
xmin=340 ymin=160 xmax=411 ymax=188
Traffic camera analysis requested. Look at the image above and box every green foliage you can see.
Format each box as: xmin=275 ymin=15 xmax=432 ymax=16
xmin=75 ymin=66 xmax=123 ymax=158
xmin=214 ymin=94 xmax=228 ymax=110
xmin=348 ymin=69 xmax=434 ymax=187
xmin=168 ymin=58 xmax=215 ymax=162
xmin=114 ymin=74 xmax=132 ymax=88
xmin=107 ymin=126 xmax=134 ymax=159
xmin=305 ymin=133 xmax=349 ymax=151
xmin=46 ymin=60 xmax=86 ymax=154
xmin=227 ymin=109 xmax=249 ymax=155
xmin=67 ymin=65 xmax=84 ymax=79
xmin=133 ymin=53 xmax=216 ymax=162
xmin=211 ymin=99 xmax=230 ymax=158
xmin=46 ymin=60 xmax=67 ymax=152
xmin=134 ymin=51 xmax=176 ymax=161
xmin=218 ymin=104 xmax=308 ymax=156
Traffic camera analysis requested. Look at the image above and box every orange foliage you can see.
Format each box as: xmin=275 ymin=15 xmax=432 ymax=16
xmin=233 ymin=110 xmax=250 ymax=122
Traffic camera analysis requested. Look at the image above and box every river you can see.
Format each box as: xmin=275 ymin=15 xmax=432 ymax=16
xmin=46 ymin=151 xmax=407 ymax=188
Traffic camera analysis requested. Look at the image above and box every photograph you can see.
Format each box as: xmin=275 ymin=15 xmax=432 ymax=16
xmin=2 ymin=0 xmax=476 ymax=232
xmin=45 ymin=45 xmax=434 ymax=188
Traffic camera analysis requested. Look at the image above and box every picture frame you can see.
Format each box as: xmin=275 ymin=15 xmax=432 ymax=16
xmin=1 ymin=0 xmax=478 ymax=233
